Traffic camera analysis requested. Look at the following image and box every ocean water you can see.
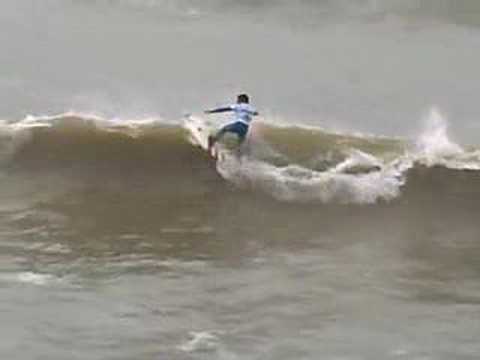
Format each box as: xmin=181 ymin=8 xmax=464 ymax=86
xmin=1 ymin=1 xmax=480 ymax=359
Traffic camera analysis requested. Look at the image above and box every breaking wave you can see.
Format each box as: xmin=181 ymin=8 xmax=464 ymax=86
xmin=1 ymin=108 xmax=479 ymax=205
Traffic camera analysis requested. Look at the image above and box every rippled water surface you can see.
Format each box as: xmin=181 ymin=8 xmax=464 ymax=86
xmin=1 ymin=1 xmax=480 ymax=359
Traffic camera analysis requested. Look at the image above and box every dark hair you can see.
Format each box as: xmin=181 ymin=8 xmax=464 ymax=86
xmin=237 ymin=94 xmax=249 ymax=104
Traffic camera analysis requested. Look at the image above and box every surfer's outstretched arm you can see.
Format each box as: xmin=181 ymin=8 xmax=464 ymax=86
xmin=205 ymin=106 xmax=232 ymax=114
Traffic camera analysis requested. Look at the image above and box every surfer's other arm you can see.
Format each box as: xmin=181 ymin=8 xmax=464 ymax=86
xmin=205 ymin=106 xmax=232 ymax=114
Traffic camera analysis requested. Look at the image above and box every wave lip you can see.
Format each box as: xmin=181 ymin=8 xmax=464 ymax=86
xmin=9 ymin=111 xmax=164 ymax=130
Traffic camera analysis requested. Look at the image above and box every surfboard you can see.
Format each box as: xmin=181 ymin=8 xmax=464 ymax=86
xmin=183 ymin=114 xmax=218 ymax=158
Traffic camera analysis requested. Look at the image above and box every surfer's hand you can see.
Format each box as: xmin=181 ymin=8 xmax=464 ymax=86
xmin=204 ymin=110 xmax=211 ymax=114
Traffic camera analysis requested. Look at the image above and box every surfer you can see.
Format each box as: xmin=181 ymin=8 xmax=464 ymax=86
xmin=205 ymin=94 xmax=258 ymax=152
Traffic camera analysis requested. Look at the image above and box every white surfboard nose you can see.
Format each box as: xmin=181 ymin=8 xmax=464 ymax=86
xmin=183 ymin=114 xmax=218 ymax=159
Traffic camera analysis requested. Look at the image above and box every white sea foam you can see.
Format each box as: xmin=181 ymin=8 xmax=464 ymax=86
xmin=217 ymin=152 xmax=404 ymax=204
xmin=330 ymin=149 xmax=382 ymax=174
xmin=15 ymin=272 xmax=56 ymax=286
xmin=179 ymin=331 xmax=220 ymax=352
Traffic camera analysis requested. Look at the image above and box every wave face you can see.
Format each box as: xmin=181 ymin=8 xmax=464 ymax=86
xmin=1 ymin=109 xmax=479 ymax=206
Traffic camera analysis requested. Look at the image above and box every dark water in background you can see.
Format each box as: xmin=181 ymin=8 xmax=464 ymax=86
xmin=1 ymin=1 xmax=480 ymax=359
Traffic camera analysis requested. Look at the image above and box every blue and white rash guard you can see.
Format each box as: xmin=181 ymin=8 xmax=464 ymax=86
xmin=228 ymin=103 xmax=257 ymax=125
xmin=208 ymin=103 xmax=258 ymax=125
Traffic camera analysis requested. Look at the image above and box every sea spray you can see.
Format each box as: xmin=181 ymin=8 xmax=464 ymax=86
xmin=412 ymin=108 xmax=480 ymax=170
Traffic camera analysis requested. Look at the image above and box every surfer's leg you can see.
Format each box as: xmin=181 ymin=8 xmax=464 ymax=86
xmin=209 ymin=122 xmax=248 ymax=151
xmin=209 ymin=123 xmax=234 ymax=149
xmin=208 ymin=127 xmax=226 ymax=150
